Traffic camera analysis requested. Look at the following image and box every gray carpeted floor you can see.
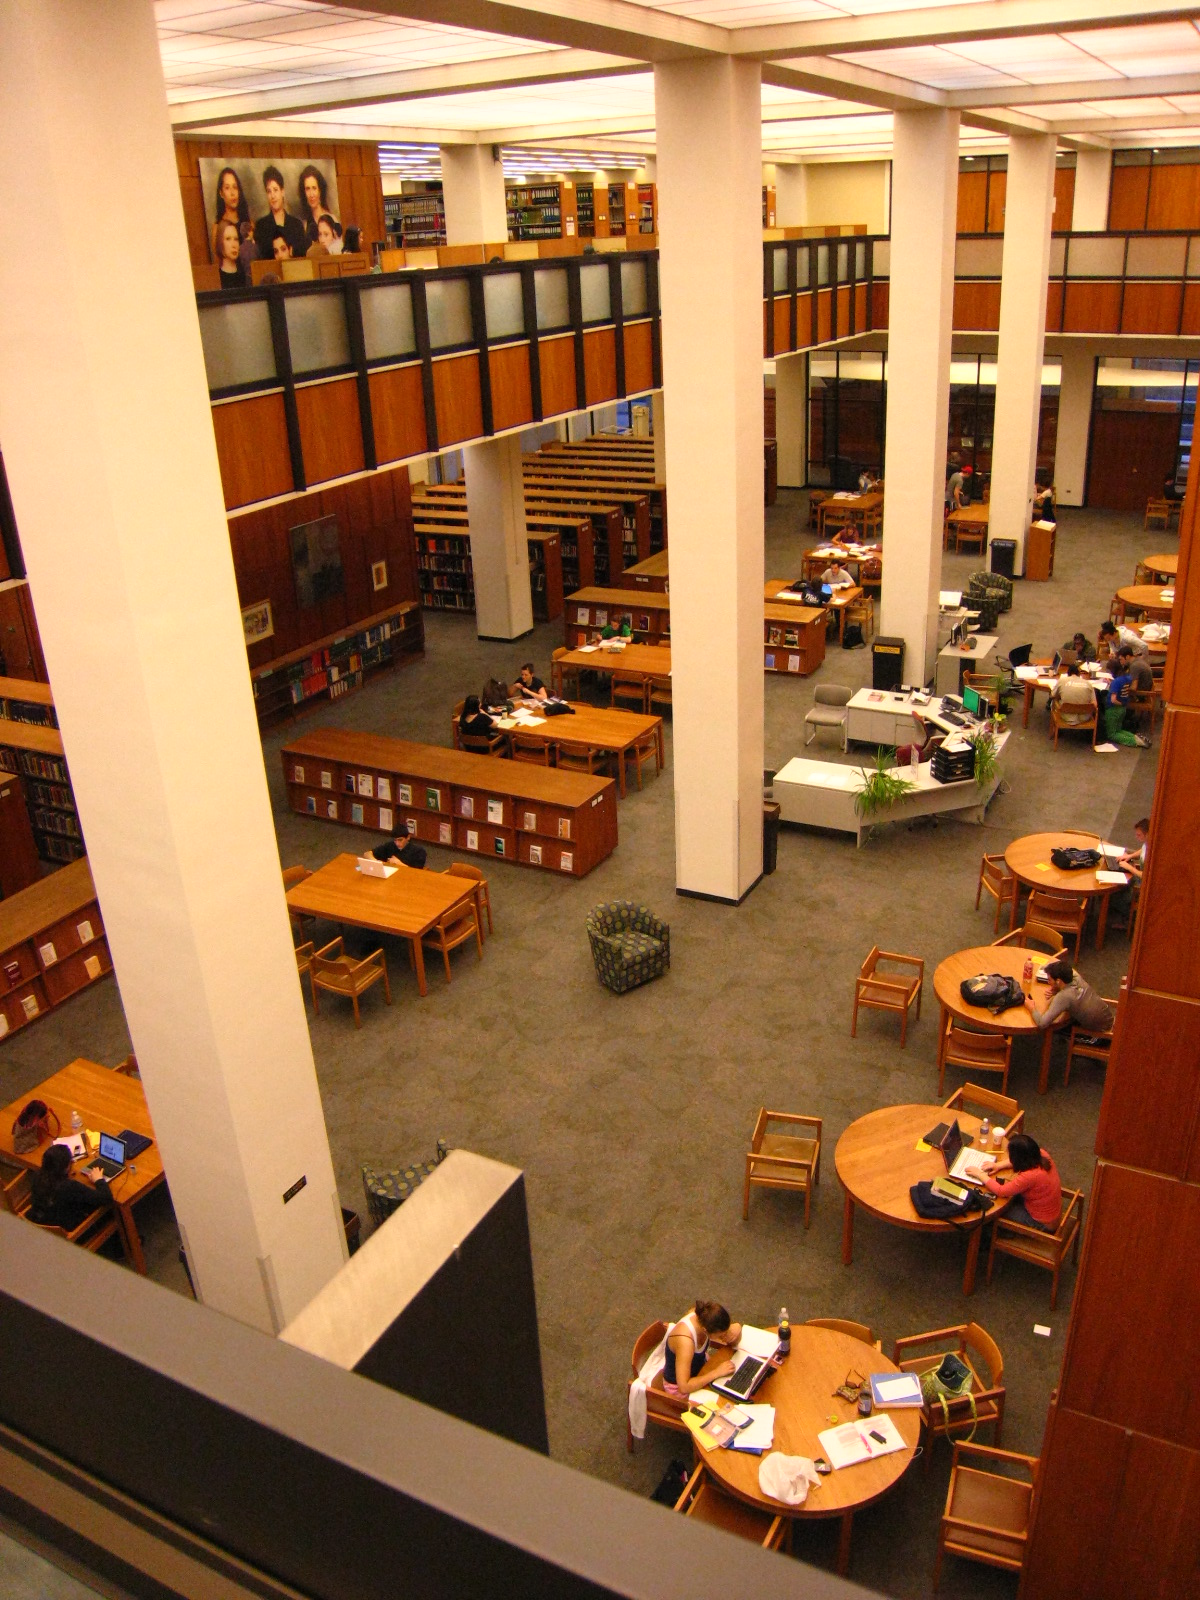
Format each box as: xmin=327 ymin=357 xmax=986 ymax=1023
xmin=0 ymin=494 xmax=1168 ymax=1598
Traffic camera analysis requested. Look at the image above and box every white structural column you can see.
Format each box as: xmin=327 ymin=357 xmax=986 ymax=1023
xmin=1054 ymin=345 xmax=1097 ymax=507
xmin=463 ymin=435 xmax=535 ymax=640
xmin=774 ymin=355 xmax=808 ymax=489
xmin=775 ymin=165 xmax=808 ymax=227
xmin=988 ymin=135 xmax=1058 ymax=573
xmin=439 ymin=145 xmax=507 ymax=246
xmin=655 ymin=56 xmax=764 ymax=901
xmin=0 ymin=0 xmax=345 ymax=1332
xmin=880 ymin=109 xmax=959 ymax=686
xmin=1072 ymin=150 xmax=1113 ymax=232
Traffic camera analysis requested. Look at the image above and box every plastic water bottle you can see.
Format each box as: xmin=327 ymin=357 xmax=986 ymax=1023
xmin=778 ymin=1307 xmax=791 ymax=1357
xmin=70 ymin=1109 xmax=82 ymax=1132
xmin=910 ymin=742 xmax=919 ymax=776
xmin=979 ymin=1115 xmax=990 ymax=1146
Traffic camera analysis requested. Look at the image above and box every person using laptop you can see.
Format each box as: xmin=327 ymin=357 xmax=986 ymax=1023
xmin=459 ymin=695 xmax=498 ymax=740
xmin=1060 ymin=631 xmax=1097 ymax=664
xmin=1025 ymin=959 xmax=1115 ymax=1035
xmin=27 ymin=1143 xmax=115 ymax=1232
xmin=662 ymin=1300 xmax=743 ymax=1398
xmin=964 ymin=1132 xmax=1062 ymax=1233
xmin=1110 ymin=817 xmax=1149 ymax=931
xmin=820 ymin=562 xmax=854 ymax=589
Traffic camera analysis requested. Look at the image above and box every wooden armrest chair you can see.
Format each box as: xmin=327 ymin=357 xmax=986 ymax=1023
xmin=2 ymin=1170 xmax=124 ymax=1259
xmin=623 ymin=726 xmax=661 ymax=791
xmin=852 ymin=945 xmax=924 ymax=1047
xmin=445 ymin=862 xmax=493 ymax=937
xmin=992 ymin=921 xmax=1066 ymax=957
xmin=309 ymin=938 xmax=391 ymax=1027
xmin=1144 ymin=497 xmax=1172 ymax=531
xmin=963 ymin=671 xmax=1000 ymax=712
xmin=1050 ymin=699 xmax=1098 ymax=748
xmin=551 ymin=647 xmax=579 ymax=699
xmin=987 ymin=1188 xmax=1084 ymax=1310
xmin=1026 ymin=890 xmax=1087 ymax=961
xmin=626 ymin=1319 xmax=686 ymax=1452
xmin=805 ymin=1317 xmax=880 ymax=1350
xmin=459 ymin=726 xmax=508 ymax=756
xmin=934 ymin=1442 xmax=1038 ymax=1590
xmin=1125 ymin=683 xmax=1160 ymax=735
xmin=674 ymin=1465 xmax=788 ymax=1552
xmin=943 ymin=1083 xmax=1023 ymax=1137
xmin=557 ymin=740 xmax=613 ymax=778
xmin=743 ymin=1109 xmax=821 ymax=1227
xmin=975 ymin=853 xmax=1017 ymax=933
xmin=509 ymin=730 xmax=553 ymax=765
xmin=1064 ymin=1001 xmax=1118 ymax=1085
xmin=294 ymin=941 xmax=315 ymax=983
xmin=420 ymin=899 xmax=483 ymax=983
xmin=611 ymin=671 xmax=648 ymax=713
xmin=938 ymin=1022 xmax=1012 ymax=1095
xmin=648 ymin=674 xmax=672 ymax=713
xmin=892 ymin=1321 xmax=1005 ymax=1468
xmin=282 ymin=865 xmax=316 ymax=942
xmin=111 ymin=1054 xmax=140 ymax=1078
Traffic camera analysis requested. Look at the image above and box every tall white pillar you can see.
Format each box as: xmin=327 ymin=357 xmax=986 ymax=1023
xmin=656 ymin=56 xmax=764 ymax=901
xmin=1054 ymin=345 xmax=1097 ymax=507
xmin=652 ymin=391 xmax=667 ymax=484
xmin=880 ymin=110 xmax=959 ymax=686
xmin=1072 ymin=150 xmax=1112 ymax=232
xmin=776 ymin=165 xmax=808 ymax=227
xmin=464 ymin=435 xmax=535 ymax=640
xmin=0 ymin=0 xmax=345 ymax=1331
xmin=439 ymin=145 xmax=508 ymax=246
xmin=989 ymin=134 xmax=1057 ymax=573
xmin=774 ymin=354 xmax=808 ymax=489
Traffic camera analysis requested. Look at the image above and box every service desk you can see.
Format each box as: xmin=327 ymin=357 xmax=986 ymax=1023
xmin=935 ymin=635 xmax=999 ymax=698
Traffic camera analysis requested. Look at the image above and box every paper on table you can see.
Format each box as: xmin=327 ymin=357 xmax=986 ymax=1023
xmin=729 ymin=1405 xmax=775 ymax=1452
xmin=1096 ymin=871 xmax=1129 ymax=886
xmin=577 ymin=645 xmax=598 ymax=653
xmin=737 ymin=1325 xmax=782 ymax=1361
xmin=1014 ymin=665 xmax=1040 ymax=681
xmin=819 ymin=1413 xmax=907 ymax=1469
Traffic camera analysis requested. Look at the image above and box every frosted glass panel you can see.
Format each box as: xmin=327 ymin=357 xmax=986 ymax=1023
xmin=837 ymin=243 xmax=850 ymax=282
xmin=872 ymin=241 xmax=889 ymax=278
xmin=620 ymin=259 xmax=647 ymax=315
xmin=772 ymin=248 xmax=788 ymax=292
xmin=955 ymin=238 xmax=1004 ymax=278
xmin=1049 ymin=237 xmax=1066 ymax=276
xmin=484 ymin=272 xmax=525 ymax=339
xmin=579 ymin=262 xmax=611 ymax=322
xmin=425 ymin=278 xmax=473 ymax=348
xmin=198 ymin=300 xmax=276 ymax=391
xmin=1188 ymin=238 xmax=1200 ymax=278
xmin=534 ymin=268 xmax=570 ymax=329
xmin=1065 ymin=236 xmax=1126 ymax=278
xmin=1127 ymin=235 xmax=1187 ymax=278
xmin=816 ymin=245 xmax=830 ymax=287
xmin=795 ymin=248 xmax=810 ymax=289
xmin=360 ymin=281 xmax=416 ymax=360
xmin=855 ymin=242 xmax=866 ymax=277
xmin=284 ymin=293 xmax=350 ymax=373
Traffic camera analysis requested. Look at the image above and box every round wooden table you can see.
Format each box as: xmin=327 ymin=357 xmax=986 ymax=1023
xmin=1004 ymin=830 xmax=1119 ymax=951
xmin=934 ymin=945 xmax=1055 ymax=1094
xmin=1142 ymin=552 xmax=1178 ymax=580
xmin=835 ymin=1103 xmax=1007 ymax=1296
xmin=698 ymin=1323 xmax=919 ymax=1575
xmin=1115 ymin=583 xmax=1175 ymax=621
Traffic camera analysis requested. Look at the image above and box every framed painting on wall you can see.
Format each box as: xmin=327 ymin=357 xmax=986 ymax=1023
xmin=242 ymin=600 xmax=274 ymax=646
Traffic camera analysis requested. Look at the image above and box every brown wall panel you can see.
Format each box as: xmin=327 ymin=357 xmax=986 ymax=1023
xmin=623 ymin=320 xmax=654 ymax=394
xmin=1054 ymin=166 xmax=1075 ymax=232
xmin=1045 ymin=280 xmax=1064 ymax=331
xmin=1147 ymin=162 xmax=1200 ymax=231
xmin=855 ymin=284 xmax=868 ymax=331
xmin=211 ymin=394 xmax=294 ymax=510
xmin=869 ymin=283 xmax=888 ymax=330
xmin=956 ymin=171 xmax=987 ymax=234
xmin=1097 ymin=986 xmax=1200 ymax=1178
xmin=1087 ymin=408 xmax=1179 ymax=511
xmin=1129 ymin=705 xmax=1200 ymax=1001
xmin=986 ymin=171 xmax=1007 ymax=234
xmin=1021 ymin=1407 xmax=1129 ymax=1600
xmin=1063 ymin=281 xmax=1122 ymax=333
xmin=369 ymin=365 xmax=427 ymax=463
xmin=1164 ymin=482 xmax=1200 ymax=707
xmin=1120 ymin=280 xmax=1183 ymax=335
xmin=432 ymin=354 xmax=484 ymax=445
xmin=816 ymin=291 xmax=832 ymax=344
xmin=953 ymin=281 xmax=1001 ymax=330
xmin=835 ymin=286 xmax=851 ymax=334
xmin=538 ymin=335 xmax=577 ymax=417
xmin=1108 ymin=165 xmax=1150 ymax=231
xmin=772 ymin=298 xmax=791 ymax=353
xmin=295 ymin=378 xmax=365 ymax=486
xmin=488 ymin=343 xmax=534 ymax=434
xmin=1182 ymin=282 xmax=1200 ymax=335
xmin=583 ymin=328 xmax=618 ymax=406
xmin=1059 ymin=1162 xmax=1200 ymax=1446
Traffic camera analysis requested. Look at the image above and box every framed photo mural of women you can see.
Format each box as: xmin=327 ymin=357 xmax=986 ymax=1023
xmin=200 ymin=157 xmax=341 ymax=272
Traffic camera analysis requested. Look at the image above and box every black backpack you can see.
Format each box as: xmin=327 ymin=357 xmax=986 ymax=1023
xmin=842 ymin=624 xmax=865 ymax=649
xmin=1050 ymin=847 xmax=1101 ymax=870
xmin=960 ymin=973 xmax=1025 ymax=1013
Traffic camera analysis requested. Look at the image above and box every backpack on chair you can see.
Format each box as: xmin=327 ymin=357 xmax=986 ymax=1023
xmin=920 ymin=1352 xmax=977 ymax=1440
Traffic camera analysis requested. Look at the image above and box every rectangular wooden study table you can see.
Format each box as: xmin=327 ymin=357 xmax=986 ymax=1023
xmin=817 ymin=491 xmax=883 ymax=540
xmin=553 ymin=643 xmax=671 ymax=696
xmin=488 ymin=704 xmax=664 ymax=794
xmin=286 ymin=853 xmax=474 ymax=998
xmin=945 ymin=502 xmax=989 ymax=552
xmin=766 ymin=579 xmax=863 ymax=646
xmin=0 ymin=1058 xmax=163 ymax=1275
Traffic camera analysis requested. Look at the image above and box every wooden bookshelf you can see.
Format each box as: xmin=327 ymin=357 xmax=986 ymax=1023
xmin=565 ymin=588 xmax=671 ymax=647
xmin=0 ymin=676 xmax=57 ymax=729
xmin=506 ymin=182 xmax=577 ymax=242
xmin=528 ymin=533 xmax=564 ymax=623
xmin=637 ymin=183 xmax=657 ymax=235
xmin=392 ymin=190 xmax=446 ymax=246
xmin=528 ymin=451 xmax=664 ymax=557
xmin=0 ymin=858 xmax=112 ymax=1041
xmin=281 ymin=729 xmax=618 ymax=877
xmin=415 ymin=484 xmax=612 ymax=591
xmin=0 ymin=721 xmax=85 ymax=865
xmin=576 ymin=182 xmax=596 ymax=238
xmin=411 ymin=496 xmax=572 ymax=618
xmin=250 ymin=603 xmax=424 ymax=725
xmin=764 ymin=604 xmax=826 ymax=675
xmin=1024 ymin=520 xmax=1057 ymax=581
xmin=415 ymin=525 xmax=475 ymax=613
xmin=621 ymin=551 xmax=669 ymax=592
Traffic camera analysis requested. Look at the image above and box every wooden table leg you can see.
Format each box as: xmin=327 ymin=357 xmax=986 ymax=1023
xmin=1095 ymin=890 xmax=1110 ymax=950
xmin=841 ymin=1191 xmax=855 ymax=1265
xmin=962 ymin=1220 xmax=983 ymax=1296
xmin=411 ymin=936 xmax=429 ymax=997
xmin=1037 ymin=1027 xmax=1054 ymax=1095
xmin=1022 ymin=683 xmax=1034 ymax=727
xmin=837 ymin=1510 xmax=854 ymax=1576
xmin=615 ymin=749 xmax=626 ymax=799
xmin=118 ymin=1201 xmax=147 ymax=1275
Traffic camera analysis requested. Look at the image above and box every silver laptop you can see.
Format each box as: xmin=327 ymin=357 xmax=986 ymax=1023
xmin=92 ymin=1131 xmax=127 ymax=1180
xmin=711 ymin=1352 xmax=774 ymax=1403
xmin=940 ymin=1120 xmax=987 ymax=1187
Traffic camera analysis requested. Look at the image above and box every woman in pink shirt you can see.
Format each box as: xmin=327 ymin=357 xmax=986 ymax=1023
xmin=967 ymin=1133 xmax=1062 ymax=1232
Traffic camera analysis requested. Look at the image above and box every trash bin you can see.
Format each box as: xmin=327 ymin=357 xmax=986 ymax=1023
xmin=873 ymin=636 xmax=905 ymax=691
xmin=763 ymin=801 xmax=781 ymax=875
xmin=990 ymin=538 xmax=1017 ymax=579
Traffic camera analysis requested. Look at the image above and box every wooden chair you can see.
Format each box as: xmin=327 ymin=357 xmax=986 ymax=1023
xmin=1026 ymin=890 xmax=1088 ymax=961
xmin=934 ymin=1442 xmax=1038 ymax=1590
xmin=975 ymin=853 xmax=1017 ymax=933
xmin=2 ymin=1169 xmax=124 ymax=1259
xmin=673 ymin=1464 xmax=788 ymax=1551
xmin=844 ymin=595 xmax=874 ymax=641
xmin=626 ymin=1320 xmax=686 ymax=1451
xmin=309 ymin=938 xmax=391 ymax=1027
xmin=111 ymin=1054 xmax=140 ymax=1078
xmin=942 ymin=1083 xmax=1024 ymax=1137
xmin=805 ymin=1317 xmax=881 ymax=1349
xmin=556 ymin=740 xmax=612 ymax=778
xmin=938 ymin=1021 xmax=1012 ymax=1095
xmin=892 ymin=1321 xmax=1006 ymax=1467
xmin=987 ymin=1189 xmax=1084 ymax=1310
xmin=282 ymin=865 xmax=316 ymax=942
xmin=420 ymin=898 xmax=483 ymax=983
xmin=743 ymin=1108 xmax=821 ymax=1227
xmin=808 ymin=490 xmax=828 ymax=529
xmin=860 ymin=556 xmax=882 ymax=593
xmin=851 ymin=945 xmax=924 ymax=1047
xmin=510 ymin=730 xmax=553 ymax=764
xmin=963 ymin=671 xmax=1000 ymax=713
xmin=992 ymin=922 xmax=1066 ymax=957
xmin=611 ymin=670 xmax=648 ymax=713
xmin=460 ymin=726 xmax=508 ymax=756
xmin=648 ymin=674 xmax=672 ymax=714
xmin=954 ymin=523 xmax=987 ymax=557
xmin=1064 ymin=1000 xmax=1118 ymax=1085
xmin=1126 ymin=682 xmax=1160 ymax=735
xmin=623 ymin=726 xmax=660 ymax=791
xmin=294 ymin=941 xmax=315 ymax=984
xmin=1050 ymin=698 xmax=1098 ymax=748
xmin=1144 ymin=497 xmax=1173 ymax=531
xmin=445 ymin=862 xmax=493 ymax=937
xmin=551 ymin=647 xmax=579 ymax=699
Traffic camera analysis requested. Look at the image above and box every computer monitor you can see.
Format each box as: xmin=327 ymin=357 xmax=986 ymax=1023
xmin=962 ymin=685 xmax=983 ymax=718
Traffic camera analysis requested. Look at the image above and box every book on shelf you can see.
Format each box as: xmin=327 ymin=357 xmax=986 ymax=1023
xmin=466 ymin=829 xmax=479 ymax=851
xmin=83 ymin=955 xmax=103 ymax=981
xmin=529 ymin=844 xmax=542 ymax=865
xmin=76 ymin=920 xmax=94 ymax=944
xmin=379 ymin=807 xmax=393 ymax=831
xmin=38 ymin=942 xmax=57 ymax=967
xmin=405 ymin=817 xmax=417 ymax=835
xmin=487 ymin=799 xmax=504 ymax=824
xmin=326 ymin=799 xmax=338 ymax=819
xmin=425 ymin=787 xmax=441 ymax=810
xmin=320 ymin=770 xmax=332 ymax=789
xmin=358 ymin=774 xmax=373 ymax=797
xmin=524 ymin=810 xmax=537 ymax=831
xmin=398 ymin=784 xmax=412 ymax=807
xmin=494 ymin=836 xmax=505 ymax=856
xmin=439 ymin=821 xmax=452 ymax=843
xmin=561 ymin=852 xmax=573 ymax=871
xmin=351 ymin=803 xmax=364 ymax=825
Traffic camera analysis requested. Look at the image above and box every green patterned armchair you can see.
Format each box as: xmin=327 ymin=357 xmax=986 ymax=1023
xmin=362 ymin=1139 xmax=448 ymax=1229
xmin=587 ymin=901 xmax=670 ymax=994
xmin=968 ymin=569 xmax=1014 ymax=613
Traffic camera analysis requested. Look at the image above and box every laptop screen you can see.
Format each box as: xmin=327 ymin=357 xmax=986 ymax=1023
xmin=98 ymin=1132 xmax=125 ymax=1164
xmin=940 ymin=1119 xmax=963 ymax=1171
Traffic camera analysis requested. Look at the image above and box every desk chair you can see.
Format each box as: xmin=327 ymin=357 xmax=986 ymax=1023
xmin=648 ymin=674 xmax=672 ymax=715
xmin=976 ymin=854 xmax=1017 ymax=933
xmin=445 ymin=863 xmax=493 ymax=937
xmin=1050 ymin=699 xmax=1098 ymax=748
xmin=294 ymin=941 xmax=315 ymax=984
xmin=806 ymin=1317 xmax=880 ymax=1350
xmin=845 ymin=595 xmax=875 ymax=641
xmin=2 ymin=1169 xmax=124 ymax=1260
xmin=1026 ymin=890 xmax=1087 ymax=961
xmin=460 ymin=726 xmax=508 ymax=756
xmin=420 ymin=899 xmax=483 ymax=983
xmin=963 ymin=671 xmax=1000 ymax=713
xmin=623 ymin=726 xmax=661 ymax=791
xmin=992 ymin=922 xmax=1066 ymax=958
xmin=1126 ymin=681 xmax=1160 ymax=736
xmin=743 ymin=1109 xmax=821 ymax=1228
xmin=309 ymin=939 xmax=391 ymax=1027
xmin=805 ymin=684 xmax=852 ymax=750
xmin=942 ymin=1084 xmax=1024 ymax=1138
xmin=852 ymin=946 xmax=924 ymax=1047
xmin=934 ymin=1442 xmax=1038 ymax=1590
xmin=954 ymin=524 xmax=987 ymax=558
xmin=611 ymin=670 xmax=648 ymax=713
xmin=557 ymin=740 xmax=613 ymax=779
xmin=1064 ymin=1000 xmax=1118 ymax=1086
xmin=1144 ymin=497 xmax=1173 ymax=532
xmin=987 ymin=1189 xmax=1084 ymax=1310
xmin=510 ymin=730 xmax=553 ymax=765
xmin=674 ymin=1465 xmax=789 ymax=1552
xmin=551 ymin=647 xmax=579 ymax=699
xmin=893 ymin=1321 xmax=1006 ymax=1468
xmin=938 ymin=1021 xmax=1012 ymax=1096
xmin=282 ymin=865 xmax=316 ymax=943
xmin=626 ymin=1320 xmax=687 ymax=1451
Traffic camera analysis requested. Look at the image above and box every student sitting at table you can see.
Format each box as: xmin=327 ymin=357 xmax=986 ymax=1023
xmin=662 ymin=1300 xmax=744 ymax=1397
xmin=28 ymin=1143 xmax=114 ymax=1232
xmin=374 ymin=837 xmax=427 ymax=869
xmin=1026 ymin=959 xmax=1115 ymax=1035
xmin=512 ymin=662 xmax=548 ymax=701
xmin=460 ymin=694 xmax=498 ymax=739
xmin=1033 ymin=482 xmax=1056 ymax=522
xmin=1049 ymin=662 xmax=1097 ymax=712
xmin=1060 ymin=631 xmax=1096 ymax=663
xmin=1102 ymin=664 xmax=1151 ymax=748
xmin=965 ymin=1132 xmax=1062 ymax=1232
xmin=1110 ymin=816 xmax=1149 ymax=931
xmin=821 ymin=562 xmax=854 ymax=589
xmin=1116 ymin=646 xmax=1154 ymax=697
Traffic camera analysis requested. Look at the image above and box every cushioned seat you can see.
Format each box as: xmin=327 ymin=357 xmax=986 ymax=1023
xmin=968 ymin=570 xmax=1013 ymax=612
xmin=361 ymin=1140 xmax=448 ymax=1228
xmin=587 ymin=901 xmax=670 ymax=993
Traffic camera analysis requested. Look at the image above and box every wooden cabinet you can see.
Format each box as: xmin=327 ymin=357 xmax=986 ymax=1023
xmin=0 ymin=858 xmax=111 ymax=1040
xmin=0 ymin=579 xmax=46 ymax=681
xmin=528 ymin=534 xmax=563 ymax=623
xmin=415 ymin=526 xmax=474 ymax=612
xmin=250 ymin=603 xmax=423 ymax=724
xmin=764 ymin=605 xmax=826 ymax=675
xmin=1025 ymin=520 xmax=1056 ymax=581
xmin=281 ymin=730 xmax=618 ymax=877
xmin=565 ymin=588 xmax=671 ymax=648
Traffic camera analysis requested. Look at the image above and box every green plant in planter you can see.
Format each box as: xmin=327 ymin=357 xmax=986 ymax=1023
xmin=969 ymin=731 xmax=999 ymax=787
xmin=853 ymin=747 xmax=917 ymax=820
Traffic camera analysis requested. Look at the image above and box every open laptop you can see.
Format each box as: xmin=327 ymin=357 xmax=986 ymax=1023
xmin=939 ymin=1120 xmax=989 ymax=1187
xmin=91 ymin=1131 xmax=127 ymax=1180
xmin=711 ymin=1350 xmax=776 ymax=1403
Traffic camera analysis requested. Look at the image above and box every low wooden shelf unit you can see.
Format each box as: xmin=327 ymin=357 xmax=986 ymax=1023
xmin=0 ymin=858 xmax=112 ymax=1040
xmin=0 ymin=719 xmax=84 ymax=866
xmin=251 ymin=604 xmax=424 ymax=725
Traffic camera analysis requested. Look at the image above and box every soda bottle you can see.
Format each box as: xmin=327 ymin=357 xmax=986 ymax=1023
xmin=1023 ymin=956 xmax=1033 ymax=992
xmin=778 ymin=1307 xmax=791 ymax=1357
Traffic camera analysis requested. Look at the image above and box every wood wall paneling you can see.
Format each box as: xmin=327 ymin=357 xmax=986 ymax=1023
xmin=986 ymin=171 xmax=1007 ymax=234
xmin=835 ymin=287 xmax=851 ymax=335
xmin=369 ymin=364 xmax=428 ymax=463
xmin=295 ymin=377 xmax=365 ymax=487
xmin=772 ymin=297 xmax=791 ymax=353
xmin=855 ymin=284 xmax=868 ymax=331
xmin=1147 ymin=162 xmax=1200 ymax=231
xmin=1086 ymin=408 xmax=1179 ymax=511
xmin=622 ymin=320 xmax=654 ymax=393
xmin=487 ymin=343 xmax=534 ymax=433
xmin=1096 ymin=984 xmax=1200 ymax=1177
xmin=1045 ymin=280 xmax=1064 ymax=331
xmin=582 ymin=328 xmax=617 ymax=406
xmin=1108 ymin=165 xmax=1151 ymax=232
xmin=1062 ymin=281 xmax=1123 ymax=334
xmin=957 ymin=171 xmax=988 ymax=234
xmin=1128 ymin=705 xmax=1200 ymax=1001
xmin=953 ymin=281 xmax=1002 ymax=330
xmin=211 ymin=393 xmax=295 ymax=510
xmin=431 ymin=354 xmax=484 ymax=445
xmin=1120 ymin=280 xmax=1183 ymax=335
xmin=1020 ymin=1406 xmax=1130 ymax=1600
xmin=1181 ymin=283 xmax=1200 ymax=336
xmin=537 ymin=334 xmax=577 ymax=417
xmin=1164 ymin=476 xmax=1199 ymax=708
xmin=816 ymin=291 xmax=832 ymax=344
xmin=1053 ymin=166 xmax=1076 ymax=232
xmin=869 ymin=283 xmax=888 ymax=330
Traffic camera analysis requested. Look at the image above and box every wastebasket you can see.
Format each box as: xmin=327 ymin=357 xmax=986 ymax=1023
xmin=990 ymin=538 xmax=1017 ymax=579
xmin=763 ymin=801 xmax=781 ymax=875
xmin=873 ymin=636 xmax=905 ymax=691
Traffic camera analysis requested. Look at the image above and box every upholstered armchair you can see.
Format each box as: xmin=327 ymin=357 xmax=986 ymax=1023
xmin=586 ymin=901 xmax=670 ymax=994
